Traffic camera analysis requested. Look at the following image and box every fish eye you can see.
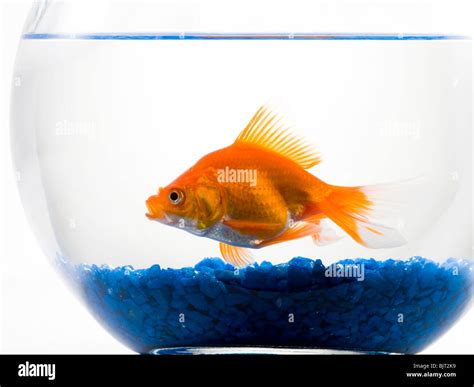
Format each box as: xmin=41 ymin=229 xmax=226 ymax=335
xmin=168 ymin=190 xmax=184 ymax=205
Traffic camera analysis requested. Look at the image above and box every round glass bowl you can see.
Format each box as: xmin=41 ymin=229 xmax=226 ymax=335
xmin=10 ymin=0 xmax=473 ymax=354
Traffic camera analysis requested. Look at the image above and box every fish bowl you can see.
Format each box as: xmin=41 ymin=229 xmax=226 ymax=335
xmin=10 ymin=0 xmax=473 ymax=354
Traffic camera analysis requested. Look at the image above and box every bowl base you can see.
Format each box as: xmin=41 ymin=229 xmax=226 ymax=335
xmin=149 ymin=346 xmax=381 ymax=355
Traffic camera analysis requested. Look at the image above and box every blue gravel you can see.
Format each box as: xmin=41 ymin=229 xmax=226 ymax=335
xmin=59 ymin=256 xmax=473 ymax=354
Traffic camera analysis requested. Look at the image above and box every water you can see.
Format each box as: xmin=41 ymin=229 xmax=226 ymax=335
xmin=11 ymin=33 xmax=472 ymax=353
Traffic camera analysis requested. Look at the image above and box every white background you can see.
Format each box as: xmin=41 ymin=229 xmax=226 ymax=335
xmin=1 ymin=0 xmax=473 ymax=354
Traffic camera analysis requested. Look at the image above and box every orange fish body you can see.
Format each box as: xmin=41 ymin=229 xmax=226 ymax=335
xmin=146 ymin=106 xmax=406 ymax=267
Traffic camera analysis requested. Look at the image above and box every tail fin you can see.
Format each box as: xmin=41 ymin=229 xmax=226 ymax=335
xmin=318 ymin=184 xmax=407 ymax=249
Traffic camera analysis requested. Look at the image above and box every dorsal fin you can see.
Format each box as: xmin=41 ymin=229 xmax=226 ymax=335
xmin=234 ymin=105 xmax=321 ymax=169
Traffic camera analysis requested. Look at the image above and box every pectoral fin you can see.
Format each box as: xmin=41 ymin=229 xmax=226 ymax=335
xmin=219 ymin=243 xmax=255 ymax=268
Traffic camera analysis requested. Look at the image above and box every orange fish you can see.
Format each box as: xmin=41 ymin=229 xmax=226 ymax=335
xmin=146 ymin=106 xmax=406 ymax=267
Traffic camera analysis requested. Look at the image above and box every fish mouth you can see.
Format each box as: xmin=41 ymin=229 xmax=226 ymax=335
xmin=145 ymin=197 xmax=164 ymax=220
xmin=145 ymin=198 xmax=176 ymax=224
xmin=146 ymin=211 xmax=175 ymax=225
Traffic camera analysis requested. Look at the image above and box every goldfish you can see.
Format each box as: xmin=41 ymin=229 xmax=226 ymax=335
xmin=146 ymin=106 xmax=406 ymax=267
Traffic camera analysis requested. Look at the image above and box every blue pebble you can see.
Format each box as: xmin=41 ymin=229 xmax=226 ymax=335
xmin=418 ymin=297 xmax=432 ymax=308
xmin=186 ymin=293 xmax=209 ymax=311
xmin=181 ymin=277 xmax=198 ymax=287
xmin=196 ymin=258 xmax=226 ymax=271
xmin=288 ymin=257 xmax=313 ymax=289
xmin=226 ymin=293 xmax=250 ymax=306
xmin=242 ymin=267 xmax=266 ymax=289
xmin=58 ymin=254 xmax=473 ymax=354
xmin=199 ymin=277 xmax=222 ymax=298
xmin=214 ymin=269 xmax=237 ymax=282
xmin=431 ymin=290 xmax=444 ymax=303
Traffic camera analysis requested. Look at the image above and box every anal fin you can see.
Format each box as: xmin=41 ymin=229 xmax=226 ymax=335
xmin=219 ymin=243 xmax=255 ymax=268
